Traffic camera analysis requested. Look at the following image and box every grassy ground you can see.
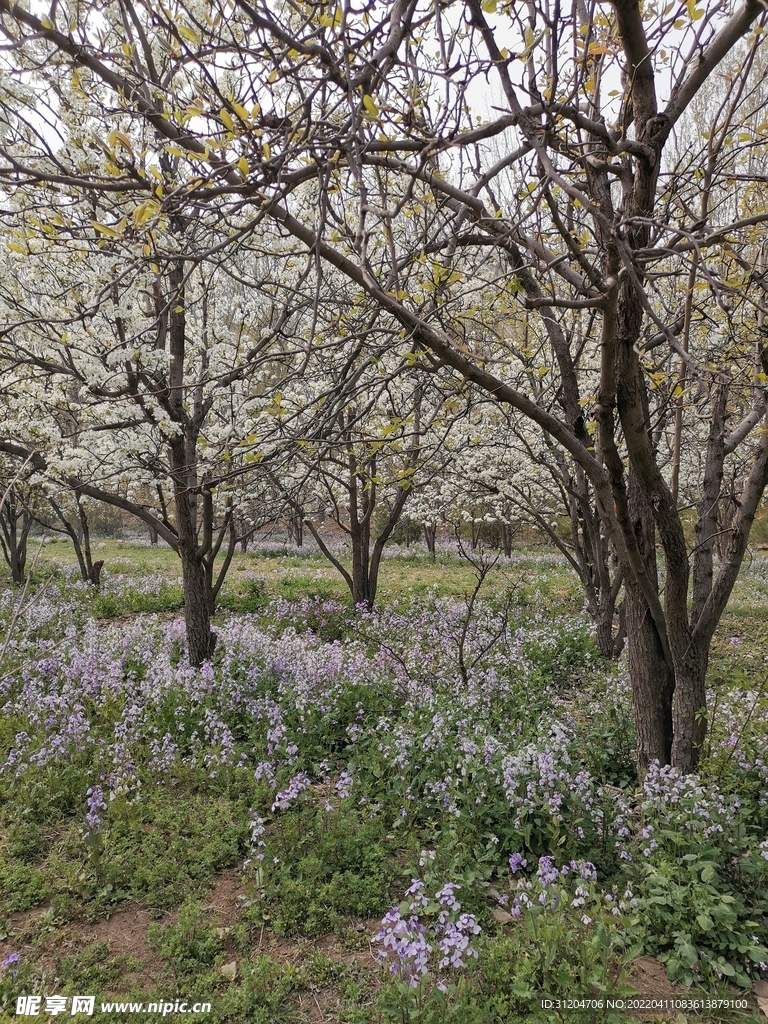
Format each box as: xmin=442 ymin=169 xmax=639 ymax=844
xmin=30 ymin=534 xmax=767 ymax=643
xmin=0 ymin=539 xmax=766 ymax=1023
xmin=32 ymin=536 xmax=586 ymax=607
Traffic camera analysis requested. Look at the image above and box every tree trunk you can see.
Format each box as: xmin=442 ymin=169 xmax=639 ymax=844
xmin=287 ymin=511 xmax=303 ymax=547
xmin=625 ymin=579 xmax=674 ymax=772
xmin=423 ymin=523 xmax=436 ymax=556
xmin=592 ymin=584 xmax=625 ymax=661
xmin=203 ymin=513 xmax=237 ymax=616
xmin=350 ymin=520 xmax=372 ymax=608
xmin=501 ymin=523 xmax=513 ymax=558
xmin=78 ymin=501 xmax=95 ymax=582
xmin=470 ymin=521 xmax=480 ymax=550
xmin=594 ymin=614 xmax=615 ymax=663
xmin=166 ymin=266 xmax=216 ymax=667
xmin=71 ymin=536 xmax=90 ymax=583
xmin=0 ymin=499 xmax=31 ymax=584
xmin=671 ymin=643 xmax=708 ymax=773
xmin=47 ymin=496 xmax=89 ymax=582
xmin=179 ymin=541 xmax=216 ymax=665
xmin=623 ymin=469 xmax=676 ymax=772
xmin=6 ymin=547 xmax=25 ymax=584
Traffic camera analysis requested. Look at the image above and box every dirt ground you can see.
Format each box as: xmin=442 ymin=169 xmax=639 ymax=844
xmin=1 ymin=869 xmax=762 ymax=1023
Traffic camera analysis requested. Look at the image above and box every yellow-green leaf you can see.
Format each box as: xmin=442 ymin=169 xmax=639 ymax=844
xmin=363 ymin=94 xmax=378 ymax=117
xmin=108 ymin=130 xmax=133 ymax=151
xmin=133 ymin=199 xmax=160 ymax=227
xmin=178 ymin=23 xmax=200 ymax=44
xmin=92 ymin=221 xmax=122 ymax=238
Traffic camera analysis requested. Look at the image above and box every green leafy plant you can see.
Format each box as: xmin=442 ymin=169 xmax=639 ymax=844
xmin=631 ymin=854 xmax=768 ymax=988
xmin=148 ymin=900 xmax=223 ymax=980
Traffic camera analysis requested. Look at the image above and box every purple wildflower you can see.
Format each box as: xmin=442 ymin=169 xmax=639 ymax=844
xmin=375 ymin=907 xmax=431 ymax=986
xmin=509 ymin=852 xmax=527 ymax=874
xmin=84 ymin=785 xmax=107 ymax=838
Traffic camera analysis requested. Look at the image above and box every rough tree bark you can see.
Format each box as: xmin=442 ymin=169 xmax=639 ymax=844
xmin=0 ymin=491 xmax=32 ymax=584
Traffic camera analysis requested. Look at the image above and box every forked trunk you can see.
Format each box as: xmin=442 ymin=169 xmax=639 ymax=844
xmin=594 ymin=609 xmax=624 ymax=661
xmin=623 ymin=476 xmax=676 ymax=773
xmin=594 ymin=618 xmax=613 ymax=661
xmin=1 ymin=502 xmax=31 ymax=584
xmin=171 ymin=442 xmax=216 ymax=665
xmin=592 ymin=588 xmax=625 ymax=661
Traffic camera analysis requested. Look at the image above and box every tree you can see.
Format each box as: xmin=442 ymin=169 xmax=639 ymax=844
xmin=410 ymin=404 xmax=626 ymax=658
xmin=0 ymin=216 xmax=309 ymax=663
xmin=42 ymin=490 xmax=103 ymax=585
xmin=0 ymin=457 xmax=37 ymax=583
xmin=288 ymin=359 xmax=461 ymax=607
xmin=1 ymin=0 xmax=767 ymax=770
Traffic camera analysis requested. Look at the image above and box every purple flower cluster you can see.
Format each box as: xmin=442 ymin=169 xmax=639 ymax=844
xmin=1 ymin=952 xmax=20 ymax=971
xmin=271 ymin=771 xmax=312 ymax=812
xmin=502 ymin=854 xmax=604 ymax=922
xmin=335 ymin=769 xmax=353 ymax=800
xmin=244 ymin=810 xmax=266 ymax=867
xmin=375 ymin=879 xmax=481 ymax=990
xmin=433 ymin=884 xmax=481 ymax=971
xmin=376 ymin=906 xmax=432 ymax=986
xmin=709 ymin=685 xmax=768 ymax=805
xmin=637 ymin=761 xmax=740 ymax=847
xmin=2 ymin=560 xmax=766 ymax=941
xmin=84 ymin=784 xmax=107 ymax=838
xmin=508 ymin=852 xmax=527 ymax=874
xmin=0 ymin=581 xmax=624 ymax=876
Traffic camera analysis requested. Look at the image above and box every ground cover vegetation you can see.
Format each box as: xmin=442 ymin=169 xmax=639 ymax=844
xmin=0 ymin=541 xmax=767 ymax=1023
